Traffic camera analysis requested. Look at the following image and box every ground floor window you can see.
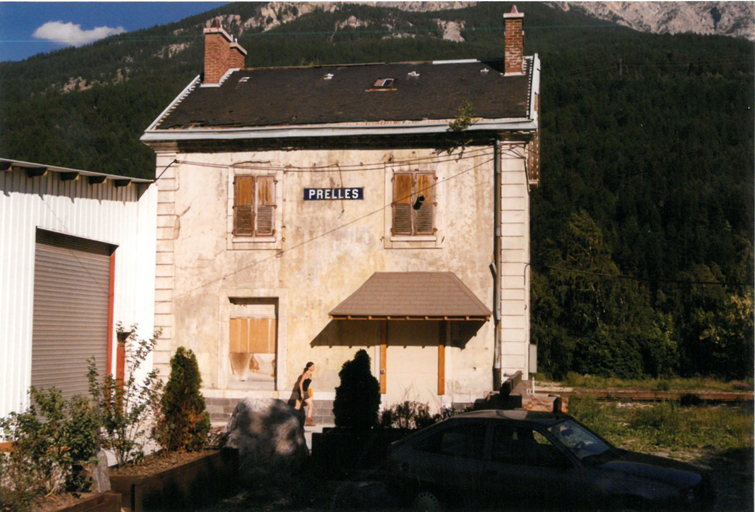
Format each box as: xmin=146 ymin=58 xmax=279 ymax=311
xmin=228 ymin=298 xmax=277 ymax=390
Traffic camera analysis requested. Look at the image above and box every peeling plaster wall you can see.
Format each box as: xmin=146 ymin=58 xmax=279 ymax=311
xmin=153 ymin=144 xmax=530 ymax=408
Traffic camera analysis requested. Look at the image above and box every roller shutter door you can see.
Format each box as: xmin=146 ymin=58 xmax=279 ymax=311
xmin=31 ymin=229 xmax=114 ymax=398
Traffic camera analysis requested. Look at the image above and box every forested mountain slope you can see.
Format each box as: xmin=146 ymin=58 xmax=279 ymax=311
xmin=1 ymin=2 xmax=751 ymax=379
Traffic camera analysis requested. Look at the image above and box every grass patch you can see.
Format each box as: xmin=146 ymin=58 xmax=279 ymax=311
xmin=570 ymin=395 xmax=754 ymax=456
xmin=560 ymin=373 xmax=753 ymax=392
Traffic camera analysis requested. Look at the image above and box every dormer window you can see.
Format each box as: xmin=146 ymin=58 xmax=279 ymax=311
xmin=370 ymin=78 xmax=396 ymax=91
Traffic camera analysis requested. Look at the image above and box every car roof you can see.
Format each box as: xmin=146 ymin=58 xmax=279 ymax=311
xmin=450 ymin=409 xmax=568 ymax=425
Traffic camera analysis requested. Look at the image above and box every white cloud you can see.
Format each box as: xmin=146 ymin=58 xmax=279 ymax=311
xmin=33 ymin=21 xmax=126 ymax=47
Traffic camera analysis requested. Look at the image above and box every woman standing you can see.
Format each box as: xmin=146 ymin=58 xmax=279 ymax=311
xmin=295 ymin=362 xmax=316 ymax=426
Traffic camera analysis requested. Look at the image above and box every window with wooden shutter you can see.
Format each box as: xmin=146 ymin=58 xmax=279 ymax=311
xmin=392 ymin=173 xmax=413 ymax=235
xmin=255 ymin=176 xmax=276 ymax=236
xmin=392 ymin=171 xmax=436 ymax=236
xmin=234 ymin=176 xmax=254 ymax=236
xmin=415 ymin=172 xmax=435 ymax=235
xmin=233 ymin=175 xmax=276 ymax=237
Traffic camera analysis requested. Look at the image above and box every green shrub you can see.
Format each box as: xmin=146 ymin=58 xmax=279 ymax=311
xmin=379 ymin=401 xmax=432 ymax=430
xmin=333 ymin=350 xmax=380 ymax=429
xmin=87 ymin=325 xmax=163 ymax=465
xmin=379 ymin=401 xmax=454 ymax=430
xmin=152 ymin=347 xmax=211 ymax=452
xmin=0 ymin=388 xmax=100 ymax=510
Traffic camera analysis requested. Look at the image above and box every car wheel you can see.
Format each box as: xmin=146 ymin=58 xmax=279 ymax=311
xmin=414 ymin=491 xmax=442 ymax=512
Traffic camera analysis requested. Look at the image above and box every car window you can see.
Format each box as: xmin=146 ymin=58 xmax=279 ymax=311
xmin=414 ymin=423 xmax=486 ymax=460
xmin=547 ymin=419 xmax=611 ymax=461
xmin=492 ymin=425 xmax=569 ymax=468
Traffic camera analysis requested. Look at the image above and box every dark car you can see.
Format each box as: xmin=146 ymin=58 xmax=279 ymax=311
xmin=387 ymin=409 xmax=715 ymax=511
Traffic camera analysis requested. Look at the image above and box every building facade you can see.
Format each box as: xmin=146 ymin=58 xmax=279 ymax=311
xmin=0 ymin=159 xmax=156 ymax=417
xmin=142 ymin=9 xmax=540 ymax=414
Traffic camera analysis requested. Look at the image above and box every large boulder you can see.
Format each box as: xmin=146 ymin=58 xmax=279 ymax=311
xmin=225 ymin=398 xmax=308 ymax=487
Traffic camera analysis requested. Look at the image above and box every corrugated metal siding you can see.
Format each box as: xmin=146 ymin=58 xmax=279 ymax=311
xmin=31 ymin=231 xmax=111 ymax=397
xmin=0 ymin=170 xmax=157 ymax=417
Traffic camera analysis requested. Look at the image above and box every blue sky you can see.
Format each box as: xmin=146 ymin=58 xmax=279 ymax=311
xmin=0 ymin=2 xmax=228 ymax=62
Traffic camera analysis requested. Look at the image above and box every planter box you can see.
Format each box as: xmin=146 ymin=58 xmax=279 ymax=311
xmin=109 ymin=448 xmax=238 ymax=512
xmin=311 ymin=428 xmax=410 ymax=479
xmin=38 ymin=492 xmax=122 ymax=512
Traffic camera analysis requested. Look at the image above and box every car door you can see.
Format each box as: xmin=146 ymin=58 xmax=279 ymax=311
xmin=481 ymin=422 xmax=583 ymax=509
xmin=407 ymin=420 xmax=488 ymax=506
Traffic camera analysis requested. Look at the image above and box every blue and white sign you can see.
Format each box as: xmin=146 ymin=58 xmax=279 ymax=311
xmin=304 ymin=188 xmax=364 ymax=201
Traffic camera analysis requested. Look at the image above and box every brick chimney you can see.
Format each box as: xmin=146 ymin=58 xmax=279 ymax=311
xmin=504 ymin=5 xmax=524 ymax=76
xmin=203 ymin=19 xmax=247 ymax=85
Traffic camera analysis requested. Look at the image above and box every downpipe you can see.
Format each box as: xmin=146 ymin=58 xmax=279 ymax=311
xmin=493 ymin=140 xmax=502 ymax=391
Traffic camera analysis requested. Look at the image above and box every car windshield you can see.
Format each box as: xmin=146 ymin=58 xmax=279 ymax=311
xmin=547 ymin=419 xmax=612 ymax=461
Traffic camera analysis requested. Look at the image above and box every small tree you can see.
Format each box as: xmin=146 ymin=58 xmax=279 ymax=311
xmin=153 ymin=347 xmax=211 ymax=452
xmin=87 ymin=325 xmax=163 ymax=465
xmin=333 ymin=350 xmax=380 ymax=429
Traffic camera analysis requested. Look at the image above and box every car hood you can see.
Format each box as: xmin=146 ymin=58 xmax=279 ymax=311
xmin=597 ymin=451 xmax=703 ymax=488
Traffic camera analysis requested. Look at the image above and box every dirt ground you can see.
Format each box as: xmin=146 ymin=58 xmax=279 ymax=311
xmin=203 ymin=447 xmax=753 ymax=512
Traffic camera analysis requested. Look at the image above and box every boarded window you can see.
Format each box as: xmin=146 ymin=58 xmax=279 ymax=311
xmin=233 ymin=175 xmax=276 ymax=237
xmin=229 ymin=300 xmax=277 ymax=389
xmin=392 ymin=172 xmax=436 ymax=236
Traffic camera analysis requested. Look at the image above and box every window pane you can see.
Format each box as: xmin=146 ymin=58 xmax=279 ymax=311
xmin=416 ymin=423 xmax=486 ymax=460
xmin=493 ymin=425 xmax=569 ymax=468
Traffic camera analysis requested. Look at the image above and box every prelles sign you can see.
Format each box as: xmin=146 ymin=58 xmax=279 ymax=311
xmin=304 ymin=188 xmax=364 ymax=201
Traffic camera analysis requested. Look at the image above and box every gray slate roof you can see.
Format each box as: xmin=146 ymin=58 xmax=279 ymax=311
xmin=329 ymin=272 xmax=491 ymax=319
xmin=155 ymin=58 xmax=534 ymax=130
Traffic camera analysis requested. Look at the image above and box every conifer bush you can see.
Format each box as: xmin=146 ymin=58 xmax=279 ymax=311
xmin=153 ymin=347 xmax=211 ymax=451
xmin=333 ymin=349 xmax=380 ymax=429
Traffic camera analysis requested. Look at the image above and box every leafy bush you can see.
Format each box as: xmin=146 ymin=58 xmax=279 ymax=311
xmin=87 ymin=326 xmax=163 ymax=465
xmin=0 ymin=388 xmax=100 ymax=510
xmin=333 ymin=349 xmax=380 ymax=429
xmin=379 ymin=401 xmax=453 ymax=430
xmin=152 ymin=347 xmax=211 ymax=452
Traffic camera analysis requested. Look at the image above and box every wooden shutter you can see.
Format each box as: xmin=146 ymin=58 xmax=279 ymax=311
xmin=415 ymin=172 xmax=435 ymax=235
xmin=32 ymin=230 xmax=111 ymax=398
xmin=255 ymin=176 xmax=276 ymax=236
xmin=392 ymin=173 xmax=413 ymax=235
xmin=234 ymin=176 xmax=255 ymax=236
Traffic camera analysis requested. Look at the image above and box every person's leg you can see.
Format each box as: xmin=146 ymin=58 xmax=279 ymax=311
xmin=304 ymin=398 xmax=315 ymax=425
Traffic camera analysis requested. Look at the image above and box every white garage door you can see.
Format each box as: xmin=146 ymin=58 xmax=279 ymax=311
xmin=31 ymin=229 xmax=113 ymax=398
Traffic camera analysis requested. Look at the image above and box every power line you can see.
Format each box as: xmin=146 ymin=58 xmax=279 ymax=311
xmin=172 ymin=155 xmax=496 ymax=300
xmin=174 ymin=147 xmax=494 ymax=174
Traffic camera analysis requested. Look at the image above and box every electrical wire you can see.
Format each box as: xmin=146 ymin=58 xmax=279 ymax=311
xmin=173 ymin=146 xmax=494 ymax=174
xmin=172 ymin=155 xmax=496 ymax=300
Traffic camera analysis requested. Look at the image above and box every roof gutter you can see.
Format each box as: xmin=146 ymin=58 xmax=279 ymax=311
xmin=141 ymin=118 xmax=537 ymax=142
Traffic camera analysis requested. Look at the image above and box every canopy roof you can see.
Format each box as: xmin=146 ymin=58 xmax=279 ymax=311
xmin=329 ymin=272 xmax=491 ymax=321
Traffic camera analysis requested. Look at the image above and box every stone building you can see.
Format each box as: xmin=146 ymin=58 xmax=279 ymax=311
xmin=141 ymin=8 xmax=540 ymax=420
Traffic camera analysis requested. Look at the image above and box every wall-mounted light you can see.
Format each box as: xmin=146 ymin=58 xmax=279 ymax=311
xmin=413 ymin=195 xmax=425 ymax=210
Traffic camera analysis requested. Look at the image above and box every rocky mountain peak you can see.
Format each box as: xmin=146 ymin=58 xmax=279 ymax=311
xmin=549 ymin=2 xmax=755 ymax=41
